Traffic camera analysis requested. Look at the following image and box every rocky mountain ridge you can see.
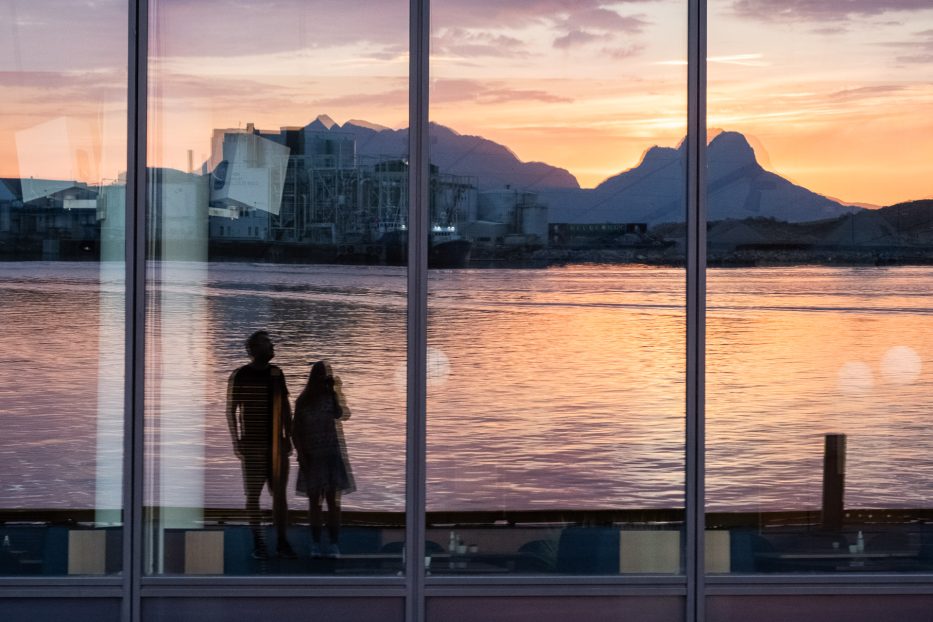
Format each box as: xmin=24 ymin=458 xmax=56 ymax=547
xmin=300 ymin=115 xmax=924 ymax=224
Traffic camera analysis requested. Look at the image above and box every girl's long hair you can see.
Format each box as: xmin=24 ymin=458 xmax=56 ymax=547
xmin=296 ymin=360 xmax=334 ymax=411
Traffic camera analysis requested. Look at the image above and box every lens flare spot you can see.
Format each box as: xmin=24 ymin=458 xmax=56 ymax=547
xmin=393 ymin=347 xmax=451 ymax=390
xmin=880 ymin=346 xmax=922 ymax=385
xmin=427 ymin=347 xmax=451 ymax=388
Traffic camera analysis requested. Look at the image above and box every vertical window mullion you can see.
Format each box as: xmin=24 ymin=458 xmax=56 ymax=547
xmin=123 ymin=0 xmax=147 ymax=620
xmin=686 ymin=0 xmax=708 ymax=621
xmin=406 ymin=0 xmax=430 ymax=620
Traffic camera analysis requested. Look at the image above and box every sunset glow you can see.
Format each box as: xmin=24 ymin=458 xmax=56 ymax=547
xmin=1 ymin=0 xmax=931 ymax=206
xmin=5 ymin=2 xmax=933 ymax=597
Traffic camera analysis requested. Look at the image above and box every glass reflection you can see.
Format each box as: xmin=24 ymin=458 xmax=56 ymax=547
xmin=144 ymin=0 xmax=408 ymax=575
xmin=706 ymin=0 xmax=933 ymax=574
xmin=226 ymin=331 xmax=296 ymax=560
xmin=426 ymin=0 xmax=689 ymax=575
xmin=293 ymin=360 xmax=355 ymax=559
xmin=0 ymin=0 xmax=127 ymax=576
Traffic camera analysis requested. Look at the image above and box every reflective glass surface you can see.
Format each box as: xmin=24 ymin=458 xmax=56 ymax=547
xmin=706 ymin=0 xmax=933 ymax=574
xmin=0 ymin=0 xmax=126 ymax=576
xmin=426 ymin=0 xmax=689 ymax=575
xmin=144 ymin=0 xmax=409 ymax=575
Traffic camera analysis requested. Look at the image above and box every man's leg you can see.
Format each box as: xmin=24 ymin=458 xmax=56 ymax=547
xmin=272 ymin=458 xmax=295 ymax=557
xmin=242 ymin=459 xmax=267 ymax=558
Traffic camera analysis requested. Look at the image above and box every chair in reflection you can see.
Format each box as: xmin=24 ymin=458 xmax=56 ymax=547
xmin=555 ymin=526 xmax=620 ymax=574
xmin=0 ymin=526 xmax=62 ymax=575
xmin=727 ymin=529 xmax=777 ymax=573
xmin=0 ymin=525 xmax=122 ymax=576
xmin=516 ymin=539 xmax=557 ymax=572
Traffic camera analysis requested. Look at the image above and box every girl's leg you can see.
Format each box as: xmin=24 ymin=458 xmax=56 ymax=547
xmin=309 ymin=489 xmax=324 ymax=544
xmin=325 ymin=488 xmax=341 ymax=545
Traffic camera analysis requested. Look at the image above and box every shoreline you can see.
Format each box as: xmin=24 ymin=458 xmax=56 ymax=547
xmin=4 ymin=246 xmax=933 ymax=269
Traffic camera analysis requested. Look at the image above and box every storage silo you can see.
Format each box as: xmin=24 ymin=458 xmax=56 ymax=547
xmin=520 ymin=202 xmax=549 ymax=245
xmin=477 ymin=190 xmax=517 ymax=225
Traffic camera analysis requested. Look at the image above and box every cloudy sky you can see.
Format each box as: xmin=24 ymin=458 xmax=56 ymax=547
xmin=1 ymin=0 xmax=931 ymax=205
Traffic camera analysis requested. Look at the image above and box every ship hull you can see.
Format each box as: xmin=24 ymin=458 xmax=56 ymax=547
xmin=382 ymin=231 xmax=473 ymax=268
xmin=429 ymin=238 xmax=472 ymax=268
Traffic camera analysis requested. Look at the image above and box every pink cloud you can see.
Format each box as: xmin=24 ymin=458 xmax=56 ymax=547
xmin=563 ymin=8 xmax=650 ymax=32
xmin=434 ymin=28 xmax=528 ymax=58
xmin=432 ymin=78 xmax=573 ymax=105
xmin=828 ymin=85 xmax=906 ymax=99
xmin=553 ymin=29 xmax=609 ymax=49
xmin=2 ymin=0 xmax=125 ymax=72
xmin=878 ymin=29 xmax=933 ymax=64
xmin=433 ymin=0 xmax=660 ymax=30
xmin=731 ymin=0 xmax=931 ymax=22
xmin=603 ymin=44 xmax=647 ymax=59
xmin=150 ymin=0 xmax=407 ymax=58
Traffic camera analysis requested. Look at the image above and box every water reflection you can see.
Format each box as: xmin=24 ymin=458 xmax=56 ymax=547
xmin=2 ymin=264 xmax=932 ymax=513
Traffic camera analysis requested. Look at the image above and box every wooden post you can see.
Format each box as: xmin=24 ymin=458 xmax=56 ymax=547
xmin=822 ymin=433 xmax=846 ymax=531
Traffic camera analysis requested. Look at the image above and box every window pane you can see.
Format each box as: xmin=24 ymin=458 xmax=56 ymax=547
xmin=144 ymin=0 xmax=408 ymax=575
xmin=0 ymin=0 xmax=126 ymax=576
xmin=426 ymin=1 xmax=688 ymax=575
xmin=706 ymin=0 xmax=933 ymax=575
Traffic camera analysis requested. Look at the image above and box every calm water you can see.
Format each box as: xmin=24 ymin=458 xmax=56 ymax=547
xmin=1 ymin=262 xmax=931 ymax=513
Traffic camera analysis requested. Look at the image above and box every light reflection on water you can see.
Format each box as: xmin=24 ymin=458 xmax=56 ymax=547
xmin=1 ymin=262 xmax=931 ymax=513
xmin=707 ymin=266 xmax=933 ymax=513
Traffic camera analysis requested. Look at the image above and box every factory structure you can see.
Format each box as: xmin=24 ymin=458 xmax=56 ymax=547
xmin=0 ymin=177 xmax=124 ymax=259
xmin=202 ymin=123 xmax=550 ymax=265
xmin=0 ymin=122 xmax=556 ymax=265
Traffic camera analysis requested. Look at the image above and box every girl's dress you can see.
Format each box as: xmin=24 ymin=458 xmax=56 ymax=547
xmin=293 ymin=384 xmax=355 ymax=497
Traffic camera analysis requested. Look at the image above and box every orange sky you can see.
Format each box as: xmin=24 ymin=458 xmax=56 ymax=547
xmin=1 ymin=0 xmax=931 ymax=206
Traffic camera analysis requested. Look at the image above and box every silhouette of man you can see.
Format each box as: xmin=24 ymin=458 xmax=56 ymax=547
xmin=226 ymin=330 xmax=296 ymax=559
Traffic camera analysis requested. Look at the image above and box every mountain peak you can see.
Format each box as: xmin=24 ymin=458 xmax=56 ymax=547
xmin=639 ymin=144 xmax=681 ymax=168
xmin=708 ymin=131 xmax=757 ymax=168
xmin=307 ymin=114 xmax=337 ymax=131
xmin=559 ymin=129 xmax=858 ymax=225
xmin=343 ymin=119 xmax=390 ymax=132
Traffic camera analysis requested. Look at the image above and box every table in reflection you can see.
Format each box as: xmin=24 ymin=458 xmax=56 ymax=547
xmin=755 ymin=549 xmax=921 ymax=572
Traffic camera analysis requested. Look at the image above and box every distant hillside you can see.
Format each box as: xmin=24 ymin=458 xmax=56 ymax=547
xmin=300 ymin=117 xmax=927 ymax=228
xmin=701 ymin=199 xmax=933 ymax=250
xmin=821 ymin=199 xmax=933 ymax=246
xmin=305 ymin=115 xmax=580 ymax=190
xmin=878 ymin=199 xmax=933 ymax=231
xmin=544 ymin=131 xmax=861 ymax=225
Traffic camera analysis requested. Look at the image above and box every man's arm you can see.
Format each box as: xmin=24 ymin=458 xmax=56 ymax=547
xmin=226 ymin=369 xmax=243 ymax=459
xmin=279 ymin=371 xmax=293 ymax=454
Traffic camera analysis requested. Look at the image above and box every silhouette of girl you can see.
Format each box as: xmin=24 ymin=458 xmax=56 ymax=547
xmin=293 ymin=361 xmax=355 ymax=558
